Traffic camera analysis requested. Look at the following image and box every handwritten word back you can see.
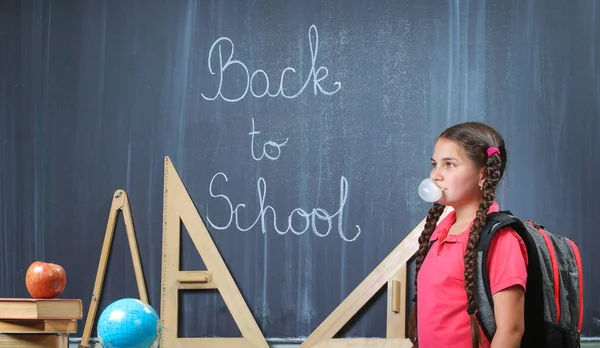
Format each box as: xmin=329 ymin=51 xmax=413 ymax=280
xmin=201 ymin=25 xmax=341 ymax=102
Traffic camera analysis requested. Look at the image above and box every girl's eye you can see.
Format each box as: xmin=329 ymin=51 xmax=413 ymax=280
xmin=446 ymin=163 xmax=455 ymax=168
xmin=431 ymin=162 xmax=437 ymax=168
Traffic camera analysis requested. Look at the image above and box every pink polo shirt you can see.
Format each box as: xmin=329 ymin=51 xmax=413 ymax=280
xmin=416 ymin=202 xmax=528 ymax=347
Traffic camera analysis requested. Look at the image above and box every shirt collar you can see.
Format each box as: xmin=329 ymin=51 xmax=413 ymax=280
xmin=430 ymin=201 xmax=500 ymax=242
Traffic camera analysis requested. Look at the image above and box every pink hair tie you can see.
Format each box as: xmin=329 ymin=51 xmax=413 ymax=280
xmin=487 ymin=147 xmax=500 ymax=157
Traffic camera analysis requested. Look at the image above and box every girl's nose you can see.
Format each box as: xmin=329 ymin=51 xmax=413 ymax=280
xmin=430 ymin=169 xmax=442 ymax=181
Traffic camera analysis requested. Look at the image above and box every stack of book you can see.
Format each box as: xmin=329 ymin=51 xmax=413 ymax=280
xmin=0 ymin=298 xmax=82 ymax=348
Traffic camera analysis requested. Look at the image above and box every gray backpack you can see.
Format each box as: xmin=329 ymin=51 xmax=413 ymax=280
xmin=475 ymin=211 xmax=583 ymax=348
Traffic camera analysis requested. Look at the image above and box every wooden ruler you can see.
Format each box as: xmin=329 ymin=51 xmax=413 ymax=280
xmin=159 ymin=156 xmax=268 ymax=348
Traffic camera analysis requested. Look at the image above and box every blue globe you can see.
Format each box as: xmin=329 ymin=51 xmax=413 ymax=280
xmin=97 ymin=298 xmax=161 ymax=348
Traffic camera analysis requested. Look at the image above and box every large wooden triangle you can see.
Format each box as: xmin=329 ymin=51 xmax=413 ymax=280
xmin=299 ymin=208 xmax=452 ymax=348
xmin=159 ymin=156 xmax=268 ymax=348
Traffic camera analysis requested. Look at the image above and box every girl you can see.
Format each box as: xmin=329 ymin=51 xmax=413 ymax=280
xmin=408 ymin=122 xmax=528 ymax=348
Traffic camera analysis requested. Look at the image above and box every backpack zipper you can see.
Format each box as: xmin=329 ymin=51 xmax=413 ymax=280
xmin=568 ymin=240 xmax=584 ymax=333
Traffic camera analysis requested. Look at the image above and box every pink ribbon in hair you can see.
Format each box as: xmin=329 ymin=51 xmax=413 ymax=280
xmin=487 ymin=147 xmax=500 ymax=157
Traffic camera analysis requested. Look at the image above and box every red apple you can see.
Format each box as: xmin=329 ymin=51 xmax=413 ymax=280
xmin=25 ymin=261 xmax=67 ymax=299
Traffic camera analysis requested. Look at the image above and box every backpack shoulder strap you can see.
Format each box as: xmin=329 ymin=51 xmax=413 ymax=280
xmin=475 ymin=210 xmax=523 ymax=341
xmin=478 ymin=211 xmax=522 ymax=298
xmin=476 ymin=211 xmax=548 ymax=346
xmin=478 ymin=210 xmax=520 ymax=253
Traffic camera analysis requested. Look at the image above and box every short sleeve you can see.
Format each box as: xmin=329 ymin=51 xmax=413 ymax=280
xmin=486 ymin=227 xmax=529 ymax=295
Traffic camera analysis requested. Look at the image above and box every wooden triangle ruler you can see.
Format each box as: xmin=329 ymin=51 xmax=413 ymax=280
xmin=79 ymin=190 xmax=149 ymax=348
xmin=299 ymin=208 xmax=452 ymax=348
xmin=160 ymin=156 xmax=268 ymax=348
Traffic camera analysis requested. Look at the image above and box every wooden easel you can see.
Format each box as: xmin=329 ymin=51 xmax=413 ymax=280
xmin=299 ymin=207 xmax=453 ymax=348
xmin=78 ymin=190 xmax=148 ymax=348
xmin=160 ymin=156 xmax=268 ymax=348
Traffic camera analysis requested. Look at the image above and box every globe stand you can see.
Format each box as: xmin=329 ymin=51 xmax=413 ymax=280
xmin=78 ymin=190 xmax=149 ymax=348
xmin=160 ymin=156 xmax=268 ymax=348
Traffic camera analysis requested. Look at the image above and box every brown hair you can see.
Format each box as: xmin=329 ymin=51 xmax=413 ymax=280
xmin=408 ymin=122 xmax=507 ymax=348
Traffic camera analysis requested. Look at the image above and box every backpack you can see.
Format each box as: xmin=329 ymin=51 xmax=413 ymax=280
xmin=475 ymin=211 xmax=584 ymax=348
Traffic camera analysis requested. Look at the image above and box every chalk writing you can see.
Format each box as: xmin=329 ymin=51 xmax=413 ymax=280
xmin=201 ymin=25 xmax=341 ymax=102
xmin=206 ymin=172 xmax=361 ymax=242
xmin=249 ymin=118 xmax=288 ymax=161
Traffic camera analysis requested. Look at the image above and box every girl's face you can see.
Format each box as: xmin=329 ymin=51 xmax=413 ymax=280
xmin=430 ymin=138 xmax=485 ymax=207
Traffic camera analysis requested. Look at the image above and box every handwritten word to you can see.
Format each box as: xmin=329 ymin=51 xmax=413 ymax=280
xmin=201 ymin=25 xmax=341 ymax=102
xmin=249 ymin=118 xmax=288 ymax=161
xmin=206 ymin=172 xmax=361 ymax=242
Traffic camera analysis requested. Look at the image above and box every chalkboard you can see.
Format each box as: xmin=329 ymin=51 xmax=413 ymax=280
xmin=1 ymin=0 xmax=599 ymax=341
